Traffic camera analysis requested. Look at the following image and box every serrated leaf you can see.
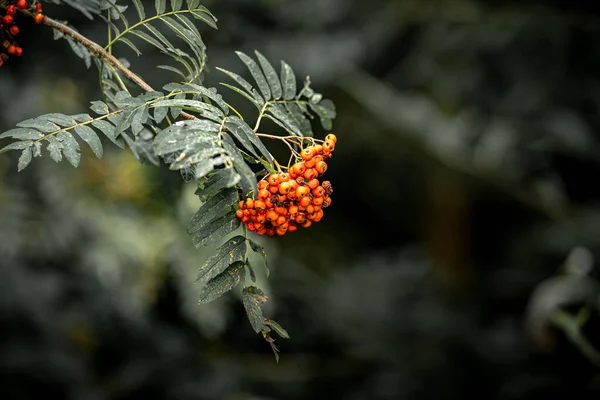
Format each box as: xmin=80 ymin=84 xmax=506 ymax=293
xmin=43 ymin=113 xmax=77 ymax=127
xmin=32 ymin=142 xmax=42 ymax=157
xmin=17 ymin=145 xmax=33 ymax=171
xmin=222 ymin=135 xmax=257 ymax=197
xmin=188 ymin=187 xmax=238 ymax=234
xmin=119 ymin=37 xmax=142 ymax=56
xmin=0 ymin=141 xmax=33 ymax=155
xmin=132 ymin=0 xmax=145 ymax=20
xmin=195 ymin=235 xmax=247 ymax=284
xmin=225 ymin=117 xmax=274 ymax=163
xmin=155 ymin=0 xmax=166 ymax=14
xmin=46 ymin=136 xmax=63 ymax=162
xmin=17 ymin=118 xmax=59 ymax=133
xmin=74 ymin=125 xmax=103 ymax=158
xmin=199 ymin=261 xmax=244 ymax=303
xmin=287 ymin=103 xmax=313 ymax=136
xmin=192 ymin=211 xmax=241 ymax=248
xmin=309 ymin=99 xmax=336 ymax=130
xmin=57 ymin=131 xmax=81 ymax=167
xmin=242 ymin=286 xmax=268 ymax=333
xmin=91 ymin=119 xmax=125 ymax=149
xmin=266 ymin=319 xmax=290 ymax=339
xmin=248 ymin=239 xmax=270 ymax=278
xmin=255 ymin=51 xmax=282 ymax=100
xmin=236 ymin=51 xmax=271 ymax=100
xmin=267 ymin=104 xmax=303 ymax=136
xmin=195 ymin=168 xmax=240 ymax=201
xmin=280 ymin=61 xmax=297 ymax=101
xmin=0 ymin=128 xmax=44 ymax=141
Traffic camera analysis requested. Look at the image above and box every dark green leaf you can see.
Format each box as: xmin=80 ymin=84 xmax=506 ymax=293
xmin=132 ymin=0 xmax=145 ymax=20
xmin=91 ymin=119 xmax=125 ymax=149
xmin=192 ymin=211 xmax=241 ymax=248
xmin=255 ymin=50 xmax=282 ymax=100
xmin=195 ymin=235 xmax=247 ymax=284
xmin=187 ymin=187 xmax=238 ymax=234
xmin=266 ymin=319 xmax=290 ymax=339
xmin=198 ymin=261 xmax=244 ymax=303
xmin=248 ymin=239 xmax=270 ymax=278
xmin=225 ymin=116 xmax=274 ymax=163
xmin=74 ymin=126 xmax=103 ymax=158
xmin=245 ymin=258 xmax=257 ymax=283
xmin=309 ymin=99 xmax=336 ymax=130
xmin=222 ymin=134 xmax=257 ymax=197
xmin=17 ymin=118 xmax=59 ymax=133
xmin=195 ymin=168 xmax=241 ymax=201
xmin=17 ymin=145 xmax=33 ymax=171
xmin=119 ymin=37 xmax=142 ymax=56
xmin=0 ymin=128 xmax=44 ymax=141
xmin=242 ymin=286 xmax=268 ymax=333
xmin=155 ymin=0 xmax=166 ymax=14
xmin=280 ymin=61 xmax=296 ymax=100
xmin=236 ymin=51 xmax=271 ymax=100
xmin=57 ymin=132 xmax=81 ymax=167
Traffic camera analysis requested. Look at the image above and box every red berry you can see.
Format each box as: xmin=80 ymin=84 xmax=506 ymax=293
xmin=7 ymin=5 xmax=17 ymax=15
xmin=36 ymin=3 xmax=43 ymax=12
xmin=10 ymin=26 xmax=19 ymax=35
xmin=3 ymin=15 xmax=14 ymax=25
xmin=7 ymin=45 xmax=17 ymax=55
xmin=34 ymin=13 xmax=44 ymax=24
xmin=15 ymin=47 xmax=23 ymax=57
xmin=17 ymin=0 xmax=29 ymax=10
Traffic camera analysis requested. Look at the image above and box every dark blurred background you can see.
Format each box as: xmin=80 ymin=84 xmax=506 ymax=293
xmin=1 ymin=0 xmax=600 ymax=399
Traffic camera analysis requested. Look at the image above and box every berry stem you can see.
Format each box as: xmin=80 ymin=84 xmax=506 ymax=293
xmin=41 ymin=16 xmax=197 ymax=121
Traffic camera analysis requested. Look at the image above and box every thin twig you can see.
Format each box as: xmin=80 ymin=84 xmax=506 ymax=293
xmin=43 ymin=16 xmax=197 ymax=121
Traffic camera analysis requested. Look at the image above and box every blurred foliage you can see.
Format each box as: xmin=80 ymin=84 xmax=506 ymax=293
xmin=1 ymin=0 xmax=600 ymax=399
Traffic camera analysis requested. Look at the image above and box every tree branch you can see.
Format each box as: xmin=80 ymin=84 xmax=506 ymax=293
xmin=42 ymin=16 xmax=197 ymax=121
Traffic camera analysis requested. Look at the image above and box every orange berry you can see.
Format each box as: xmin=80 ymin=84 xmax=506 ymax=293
xmin=256 ymin=228 xmax=266 ymax=236
xmin=312 ymin=186 xmax=325 ymax=197
xmin=267 ymin=210 xmax=278 ymax=221
xmin=314 ymin=145 xmax=323 ymax=154
xmin=258 ymin=189 xmax=270 ymax=199
xmin=326 ymin=133 xmax=337 ymax=143
xmin=302 ymin=220 xmax=312 ymax=228
xmin=295 ymin=214 xmax=307 ymax=224
xmin=306 ymin=205 xmax=315 ymax=214
xmin=324 ymin=197 xmax=332 ymax=208
xmin=279 ymin=181 xmax=291 ymax=194
xmin=255 ymin=200 xmax=266 ymax=210
xmin=288 ymin=224 xmax=298 ymax=233
xmin=269 ymin=185 xmax=279 ymax=194
xmin=247 ymin=222 xmax=256 ymax=231
xmin=268 ymin=174 xmax=280 ymax=186
xmin=238 ymin=201 xmax=245 ymax=209
xmin=36 ymin=3 xmax=43 ymax=12
xmin=307 ymin=179 xmax=319 ymax=190
xmin=316 ymin=161 xmax=327 ymax=175
xmin=279 ymin=172 xmax=289 ymax=181
xmin=277 ymin=194 xmax=287 ymax=203
xmin=305 ymin=158 xmax=316 ymax=168
xmin=258 ymin=180 xmax=268 ymax=190
xmin=303 ymin=168 xmax=317 ymax=180
xmin=236 ymin=210 xmax=244 ymax=218
xmin=276 ymin=228 xmax=287 ymax=236
xmin=245 ymin=198 xmax=255 ymax=209
xmin=256 ymin=213 xmax=266 ymax=223
xmin=289 ymin=205 xmax=299 ymax=215
xmin=296 ymin=186 xmax=310 ymax=198
xmin=314 ymin=209 xmax=324 ymax=222
xmin=301 ymin=147 xmax=315 ymax=160
xmin=34 ymin=13 xmax=45 ymax=24
xmin=276 ymin=215 xmax=287 ymax=226
xmin=299 ymin=196 xmax=311 ymax=208
xmin=265 ymin=198 xmax=274 ymax=208
xmin=323 ymin=139 xmax=335 ymax=152
xmin=243 ymin=209 xmax=250 ymax=216
xmin=275 ymin=206 xmax=287 ymax=215
xmin=313 ymin=196 xmax=324 ymax=206
xmin=286 ymin=192 xmax=296 ymax=201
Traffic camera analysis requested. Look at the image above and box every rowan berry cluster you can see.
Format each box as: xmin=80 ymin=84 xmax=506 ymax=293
xmin=236 ymin=133 xmax=337 ymax=236
xmin=0 ymin=1 xmax=44 ymax=67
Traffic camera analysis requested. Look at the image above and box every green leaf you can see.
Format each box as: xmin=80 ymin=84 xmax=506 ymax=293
xmin=248 ymin=239 xmax=270 ymax=278
xmin=195 ymin=235 xmax=247 ymax=284
xmin=192 ymin=211 xmax=241 ymax=248
xmin=219 ymin=83 xmax=260 ymax=109
xmin=131 ymin=30 xmax=167 ymax=52
xmin=236 ymin=51 xmax=271 ymax=100
xmin=225 ymin=117 xmax=274 ymax=163
xmin=309 ymin=99 xmax=336 ymax=130
xmin=74 ymin=126 xmax=103 ymax=158
xmin=198 ymin=261 xmax=244 ymax=303
xmin=195 ymin=168 xmax=240 ymax=201
xmin=280 ymin=61 xmax=297 ymax=100
xmin=46 ymin=136 xmax=63 ymax=162
xmin=155 ymin=0 xmax=166 ymax=14
xmin=187 ymin=187 xmax=238 ymax=234
xmin=17 ymin=118 xmax=59 ymax=133
xmin=171 ymin=0 xmax=184 ymax=12
xmin=222 ymin=134 xmax=257 ymax=197
xmin=17 ymin=145 xmax=33 ymax=171
xmin=255 ymin=50 xmax=282 ymax=100
xmin=119 ymin=37 xmax=142 ymax=56
xmin=157 ymin=64 xmax=187 ymax=80
xmin=43 ymin=113 xmax=77 ymax=127
xmin=0 ymin=128 xmax=44 ymax=141
xmin=153 ymin=120 xmax=220 ymax=156
xmin=91 ymin=119 xmax=125 ymax=149
xmin=245 ymin=258 xmax=257 ymax=283
xmin=217 ymin=67 xmax=265 ymax=107
xmin=242 ymin=286 xmax=268 ymax=333
xmin=266 ymin=319 xmax=290 ymax=339
xmin=266 ymin=104 xmax=303 ymax=136
xmin=132 ymin=0 xmax=145 ymax=20
xmin=0 ymin=141 xmax=33 ymax=155
xmin=57 ymin=132 xmax=81 ymax=167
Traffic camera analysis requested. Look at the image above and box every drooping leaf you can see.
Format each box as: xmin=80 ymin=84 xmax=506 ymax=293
xmin=74 ymin=125 xmax=103 ymax=158
xmin=248 ymin=239 xmax=270 ymax=278
xmin=242 ymin=286 xmax=268 ymax=333
xmin=198 ymin=261 xmax=244 ymax=303
xmin=195 ymin=235 xmax=247 ymax=284
xmin=56 ymin=131 xmax=81 ymax=167
xmin=266 ymin=319 xmax=290 ymax=339
xmin=187 ymin=187 xmax=238 ymax=234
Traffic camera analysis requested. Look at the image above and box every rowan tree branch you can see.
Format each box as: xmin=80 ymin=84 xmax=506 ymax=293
xmin=42 ymin=16 xmax=197 ymax=121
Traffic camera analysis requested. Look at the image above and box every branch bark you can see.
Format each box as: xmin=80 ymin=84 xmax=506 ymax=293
xmin=43 ymin=16 xmax=196 ymax=120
